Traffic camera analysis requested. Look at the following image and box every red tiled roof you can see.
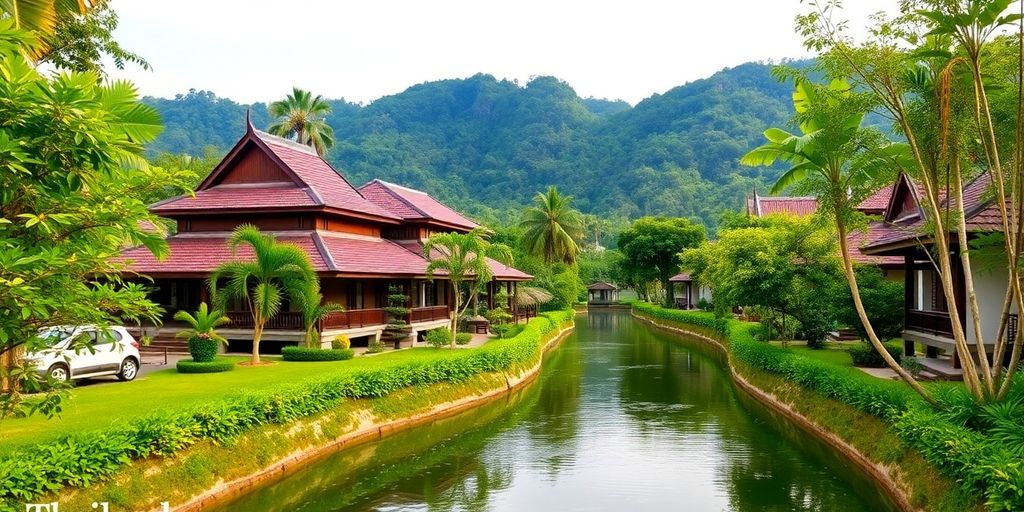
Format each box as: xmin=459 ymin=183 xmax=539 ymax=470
xmin=857 ymin=186 xmax=893 ymax=214
xmin=316 ymin=233 xmax=433 ymax=275
xmin=669 ymin=273 xmax=693 ymax=282
xmin=396 ymin=240 xmax=532 ymax=281
xmin=748 ymin=194 xmax=819 ymax=217
xmin=864 ymin=174 xmax=1003 ymax=253
xmin=254 ymin=132 xmax=398 ymax=220
xmin=846 ymin=223 xmax=903 ymax=266
xmin=151 ymin=184 xmax=317 ymax=213
xmin=115 ymin=233 xmax=329 ymax=274
xmin=359 ymin=179 xmax=477 ymax=230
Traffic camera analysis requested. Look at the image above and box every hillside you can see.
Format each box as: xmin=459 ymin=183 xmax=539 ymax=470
xmin=144 ymin=61 xmax=805 ymax=230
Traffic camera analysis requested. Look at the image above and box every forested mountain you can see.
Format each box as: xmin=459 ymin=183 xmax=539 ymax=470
xmin=144 ymin=61 xmax=806 ymax=231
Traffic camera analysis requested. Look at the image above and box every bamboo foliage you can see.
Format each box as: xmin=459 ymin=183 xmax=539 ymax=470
xmin=796 ymin=0 xmax=1024 ymax=403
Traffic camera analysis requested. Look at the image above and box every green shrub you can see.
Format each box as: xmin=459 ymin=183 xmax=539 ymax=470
xmin=455 ymin=332 xmax=472 ymax=345
xmin=0 ymin=310 xmax=575 ymax=507
xmin=424 ymin=327 xmax=453 ymax=348
xmin=176 ymin=358 xmax=235 ymax=374
xmin=331 ymin=334 xmax=351 ymax=350
xmin=366 ymin=338 xmax=386 ymax=353
xmin=281 ymin=347 xmax=354 ymax=362
xmin=847 ymin=342 xmax=902 ymax=368
xmin=187 ymin=337 xmax=219 ymax=363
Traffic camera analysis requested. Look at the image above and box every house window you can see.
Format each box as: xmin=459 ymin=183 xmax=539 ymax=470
xmin=347 ymin=282 xmax=364 ymax=310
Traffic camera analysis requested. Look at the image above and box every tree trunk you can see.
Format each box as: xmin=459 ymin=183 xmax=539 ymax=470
xmin=252 ymin=321 xmax=263 ymax=365
xmin=837 ymin=220 xmax=936 ymax=403
xmin=663 ymin=276 xmax=674 ymax=307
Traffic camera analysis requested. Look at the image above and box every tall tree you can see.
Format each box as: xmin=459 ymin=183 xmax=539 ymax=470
xmin=520 ymin=186 xmax=584 ymax=265
xmin=740 ymin=77 xmax=935 ymax=398
xmin=268 ymin=87 xmax=334 ymax=156
xmin=0 ymin=21 xmax=189 ymax=418
xmin=424 ymin=228 xmax=514 ymax=345
xmin=796 ymin=0 xmax=1024 ymax=403
xmin=209 ymin=225 xmax=317 ymax=364
xmin=617 ymin=217 xmax=706 ymax=307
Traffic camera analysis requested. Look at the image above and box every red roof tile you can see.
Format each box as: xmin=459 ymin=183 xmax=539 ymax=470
xmin=396 ymin=240 xmax=532 ymax=281
xmin=316 ymin=233 xmax=433 ymax=275
xmin=254 ymin=132 xmax=399 ymax=220
xmin=748 ymin=194 xmax=819 ymax=217
xmin=116 ymin=233 xmax=329 ymax=273
xmin=359 ymin=179 xmax=477 ymax=230
xmin=669 ymin=273 xmax=693 ymax=282
xmin=857 ymin=186 xmax=893 ymax=214
xmin=846 ymin=224 xmax=903 ymax=266
xmin=151 ymin=184 xmax=317 ymax=212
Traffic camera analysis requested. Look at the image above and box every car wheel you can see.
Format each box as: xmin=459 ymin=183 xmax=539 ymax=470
xmin=48 ymin=364 xmax=70 ymax=383
xmin=118 ymin=357 xmax=139 ymax=381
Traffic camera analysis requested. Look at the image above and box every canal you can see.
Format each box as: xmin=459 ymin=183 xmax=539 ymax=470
xmin=216 ymin=310 xmax=893 ymax=511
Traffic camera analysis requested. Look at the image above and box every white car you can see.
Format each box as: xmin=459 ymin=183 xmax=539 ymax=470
xmin=27 ymin=326 xmax=142 ymax=383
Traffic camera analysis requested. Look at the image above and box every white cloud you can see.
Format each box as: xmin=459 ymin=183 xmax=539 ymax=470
xmin=108 ymin=0 xmax=896 ymax=105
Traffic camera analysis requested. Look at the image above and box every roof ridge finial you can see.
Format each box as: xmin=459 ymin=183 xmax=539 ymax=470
xmin=245 ymin=108 xmax=254 ymax=134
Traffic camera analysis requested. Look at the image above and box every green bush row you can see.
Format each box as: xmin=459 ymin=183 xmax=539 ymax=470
xmin=281 ymin=347 xmax=355 ymax=361
xmin=0 ymin=311 xmax=574 ymax=509
xmin=847 ymin=342 xmax=903 ymax=368
xmin=632 ymin=303 xmax=1024 ymax=511
xmin=176 ymin=358 xmax=235 ymax=373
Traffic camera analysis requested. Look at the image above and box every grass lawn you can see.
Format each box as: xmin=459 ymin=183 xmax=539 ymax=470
xmin=0 ymin=348 xmax=474 ymax=453
xmin=769 ymin=341 xmax=855 ymax=367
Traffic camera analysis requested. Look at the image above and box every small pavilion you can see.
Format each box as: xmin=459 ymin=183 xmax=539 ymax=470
xmin=587 ymin=282 xmax=619 ymax=305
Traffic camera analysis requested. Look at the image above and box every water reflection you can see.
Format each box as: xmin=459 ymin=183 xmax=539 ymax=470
xmin=215 ymin=311 xmax=891 ymax=512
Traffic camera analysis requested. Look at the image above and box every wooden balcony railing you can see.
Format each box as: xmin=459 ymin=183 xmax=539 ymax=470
xmin=226 ymin=311 xmax=304 ymax=330
xmin=906 ymin=309 xmax=954 ymax=337
xmin=320 ymin=309 xmax=387 ymax=330
xmin=410 ymin=305 xmax=450 ymax=323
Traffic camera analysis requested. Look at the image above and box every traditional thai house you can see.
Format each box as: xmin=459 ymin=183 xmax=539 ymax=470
xmin=118 ymin=121 xmax=531 ymax=351
xmin=861 ymin=173 xmax=1017 ymax=370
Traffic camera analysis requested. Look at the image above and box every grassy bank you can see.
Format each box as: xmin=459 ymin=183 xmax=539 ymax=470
xmin=632 ymin=303 xmax=989 ymax=512
xmin=0 ymin=311 xmax=574 ymax=511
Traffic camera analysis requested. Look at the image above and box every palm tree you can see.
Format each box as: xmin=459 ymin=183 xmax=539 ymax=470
xmin=520 ymin=186 xmax=584 ymax=265
xmin=741 ymin=78 xmax=935 ymax=402
xmin=209 ymin=225 xmax=317 ymax=365
xmin=424 ymin=228 xmax=514 ymax=346
xmin=267 ymin=87 xmax=334 ymax=156
xmin=0 ymin=0 xmax=90 ymax=36
xmin=301 ymin=289 xmax=343 ymax=348
xmin=173 ymin=303 xmax=230 ymax=362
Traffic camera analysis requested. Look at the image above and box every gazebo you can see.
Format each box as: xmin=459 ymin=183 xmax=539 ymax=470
xmin=587 ymin=282 xmax=619 ymax=305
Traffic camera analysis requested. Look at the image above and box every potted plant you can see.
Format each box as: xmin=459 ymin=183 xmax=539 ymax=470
xmin=174 ymin=303 xmax=230 ymax=362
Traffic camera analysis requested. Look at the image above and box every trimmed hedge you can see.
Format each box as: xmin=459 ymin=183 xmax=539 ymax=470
xmin=0 ymin=310 xmax=574 ymax=509
xmin=187 ymin=337 xmax=219 ymax=362
xmin=282 ymin=347 xmax=355 ymax=362
xmin=633 ymin=302 xmax=1024 ymax=511
xmin=176 ymin=358 xmax=235 ymax=374
xmin=848 ymin=342 xmax=902 ymax=368
xmin=455 ymin=332 xmax=472 ymax=345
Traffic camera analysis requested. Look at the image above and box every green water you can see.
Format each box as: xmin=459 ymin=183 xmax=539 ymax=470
xmin=216 ymin=311 xmax=894 ymax=511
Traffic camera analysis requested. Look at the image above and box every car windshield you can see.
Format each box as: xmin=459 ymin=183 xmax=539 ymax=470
xmin=37 ymin=327 xmax=75 ymax=347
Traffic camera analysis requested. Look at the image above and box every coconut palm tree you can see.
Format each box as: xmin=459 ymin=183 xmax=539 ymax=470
xmin=173 ymin=303 xmax=230 ymax=362
xmin=209 ymin=225 xmax=317 ymax=364
xmin=520 ymin=186 xmax=584 ymax=265
xmin=424 ymin=228 xmax=514 ymax=346
xmin=741 ymin=77 xmax=935 ymax=402
xmin=267 ymin=87 xmax=334 ymax=156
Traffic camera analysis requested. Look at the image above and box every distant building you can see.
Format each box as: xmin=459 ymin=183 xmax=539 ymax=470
xmin=668 ymin=273 xmax=712 ymax=310
xmin=587 ymin=282 xmax=620 ymax=306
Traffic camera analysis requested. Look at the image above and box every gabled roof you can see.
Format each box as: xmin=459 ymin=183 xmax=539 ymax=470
xmin=359 ymin=179 xmax=478 ymax=231
xmin=864 ymin=173 xmax=1000 ymax=254
xmin=151 ymin=126 xmax=399 ymax=223
xmin=669 ymin=273 xmax=693 ymax=282
xmin=746 ymin=191 xmax=818 ymax=217
xmin=857 ymin=186 xmax=893 ymax=215
xmin=587 ymin=281 xmax=618 ymax=290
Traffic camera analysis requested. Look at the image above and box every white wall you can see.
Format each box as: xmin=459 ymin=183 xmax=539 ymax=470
xmin=966 ymin=264 xmax=1016 ymax=346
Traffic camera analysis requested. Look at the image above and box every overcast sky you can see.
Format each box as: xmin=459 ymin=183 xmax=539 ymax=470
xmin=107 ymin=0 xmax=896 ymax=105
